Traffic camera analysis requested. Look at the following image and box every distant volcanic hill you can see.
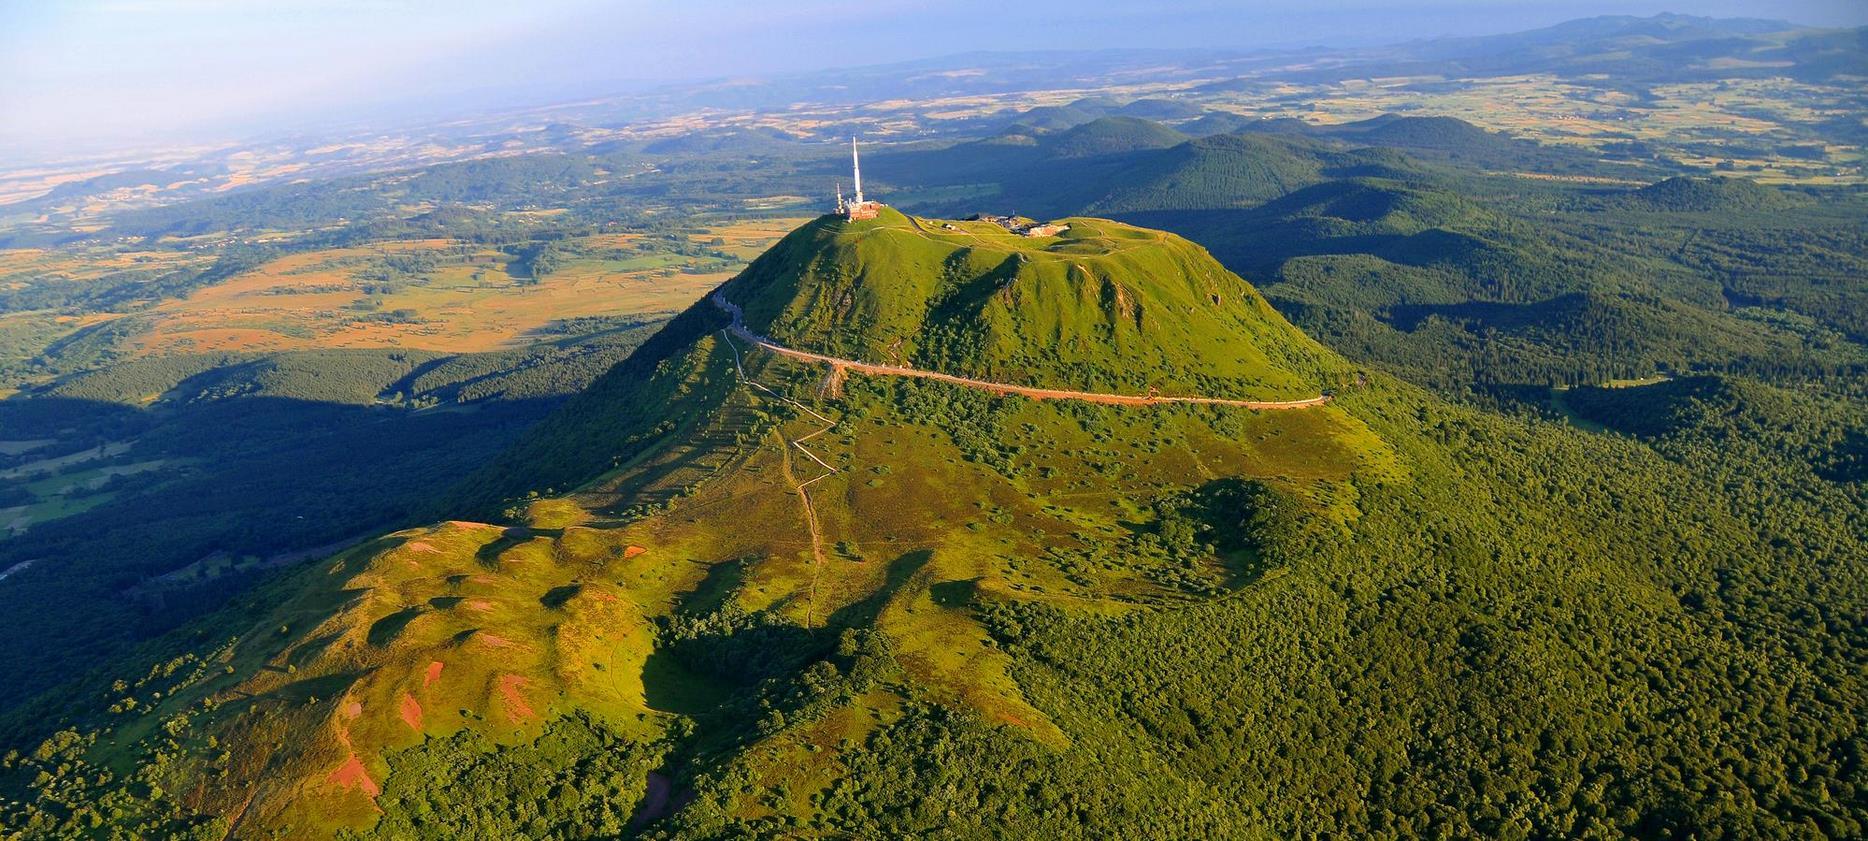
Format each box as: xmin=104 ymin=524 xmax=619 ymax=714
xmin=1611 ymin=175 xmax=1800 ymax=213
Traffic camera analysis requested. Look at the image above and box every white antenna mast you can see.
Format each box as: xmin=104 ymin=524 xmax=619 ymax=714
xmin=851 ymin=137 xmax=864 ymax=205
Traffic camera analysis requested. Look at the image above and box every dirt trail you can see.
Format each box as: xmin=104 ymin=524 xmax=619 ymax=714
xmin=721 ymin=328 xmax=837 ymax=626
xmin=774 ymin=426 xmax=827 ymax=625
xmin=711 ymin=290 xmax=1329 ymax=410
xmin=710 ymin=282 xmax=1328 ymax=625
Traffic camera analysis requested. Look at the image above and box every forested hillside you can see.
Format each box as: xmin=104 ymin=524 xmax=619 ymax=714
xmin=1125 ymin=173 xmax=1866 ymax=390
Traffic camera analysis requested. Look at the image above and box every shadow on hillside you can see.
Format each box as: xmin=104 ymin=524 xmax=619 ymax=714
xmin=673 ymin=556 xmax=753 ymax=618
xmin=0 ymin=392 xmax=561 ymax=713
xmin=827 ymin=548 xmax=934 ymax=629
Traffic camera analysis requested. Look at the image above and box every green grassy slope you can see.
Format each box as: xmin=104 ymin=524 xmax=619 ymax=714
xmin=725 ymin=208 xmax=1346 ymax=399
xmin=2 ymin=212 xmax=1862 ymax=840
xmin=0 ymin=213 xmax=1393 ymax=837
xmin=0 ymin=325 xmax=671 ymax=711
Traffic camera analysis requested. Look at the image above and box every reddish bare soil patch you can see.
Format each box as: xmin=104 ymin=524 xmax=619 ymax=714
xmin=328 ymin=754 xmax=380 ymax=797
xmin=398 ymin=693 xmax=423 ymax=731
xmin=466 ymin=599 xmax=496 ymax=611
xmin=424 ymin=660 xmax=444 ymax=687
xmin=405 ymin=541 xmax=439 ymax=553
xmin=340 ymin=700 xmax=363 ymax=719
xmin=623 ymin=545 xmax=648 ymax=559
xmin=496 ymin=674 xmax=537 ymax=721
xmin=474 ymin=633 xmax=519 ymax=650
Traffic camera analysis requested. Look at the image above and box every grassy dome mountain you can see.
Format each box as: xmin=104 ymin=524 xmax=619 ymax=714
xmin=724 ymin=207 xmax=1342 ymax=400
xmin=0 ymin=212 xmax=1393 ymax=838
xmin=3 ymin=212 xmax=1861 ymax=840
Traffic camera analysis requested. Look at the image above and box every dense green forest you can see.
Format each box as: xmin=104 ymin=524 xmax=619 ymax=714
xmin=1123 ymin=174 xmax=1866 ymax=391
xmin=660 ymin=377 xmax=1865 ymax=839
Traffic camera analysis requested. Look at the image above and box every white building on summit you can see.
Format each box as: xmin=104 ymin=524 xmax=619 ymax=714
xmin=835 ymin=138 xmax=883 ymax=220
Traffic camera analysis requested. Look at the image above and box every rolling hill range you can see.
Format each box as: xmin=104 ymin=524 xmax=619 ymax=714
xmin=1122 ymin=174 xmax=1868 ymax=389
xmin=878 ymin=119 xmax=1445 ymax=219
xmin=872 ymin=110 xmax=1695 ymax=231
xmin=6 ymin=12 xmax=1860 ymax=240
xmin=1214 ymin=113 xmax=1618 ymax=175
xmin=3 ymin=212 xmax=1864 ymax=839
xmin=1223 ymin=13 xmax=1868 ymax=86
xmin=880 ymin=115 xmax=1865 ymax=393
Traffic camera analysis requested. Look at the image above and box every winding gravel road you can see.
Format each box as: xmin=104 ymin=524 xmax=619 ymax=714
xmin=711 ymin=290 xmax=1331 ymax=410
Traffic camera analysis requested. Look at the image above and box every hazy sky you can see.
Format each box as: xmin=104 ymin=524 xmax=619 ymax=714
xmin=3 ymin=0 xmax=1863 ymax=156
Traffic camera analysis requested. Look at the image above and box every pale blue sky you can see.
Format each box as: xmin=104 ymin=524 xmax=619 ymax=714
xmin=2 ymin=0 xmax=1862 ymax=155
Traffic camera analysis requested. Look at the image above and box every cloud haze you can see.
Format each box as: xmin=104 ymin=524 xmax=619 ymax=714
xmin=2 ymin=0 xmax=1863 ymax=156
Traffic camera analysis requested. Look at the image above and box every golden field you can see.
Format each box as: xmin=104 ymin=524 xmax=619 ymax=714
xmin=0 ymin=219 xmax=806 ymax=364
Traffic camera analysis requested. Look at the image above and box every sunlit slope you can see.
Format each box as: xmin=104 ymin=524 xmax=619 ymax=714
xmin=7 ymin=342 xmax=1392 ymax=838
xmin=7 ymin=208 xmax=1859 ymax=840
xmin=1 ymin=213 xmax=1394 ymax=838
xmin=726 ymin=208 xmax=1347 ymax=400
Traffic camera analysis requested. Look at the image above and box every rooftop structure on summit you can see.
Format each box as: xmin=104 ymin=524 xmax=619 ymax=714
xmin=965 ymin=212 xmax=1071 ymax=237
xmin=835 ymin=137 xmax=883 ymax=220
